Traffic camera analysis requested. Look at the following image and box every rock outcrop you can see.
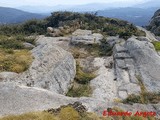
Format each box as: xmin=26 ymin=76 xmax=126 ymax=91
xmin=147 ymin=9 xmax=160 ymax=36
xmin=12 ymin=36 xmax=76 ymax=95
xmin=84 ymin=36 xmax=160 ymax=102
xmin=125 ymin=38 xmax=160 ymax=92
xmin=71 ymin=29 xmax=103 ymax=45
xmin=0 ymin=82 xmax=160 ymax=116
xmin=1 ymin=29 xmax=160 ymax=118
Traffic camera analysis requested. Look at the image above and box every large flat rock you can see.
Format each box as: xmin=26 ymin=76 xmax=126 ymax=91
xmin=13 ymin=36 xmax=76 ymax=94
xmin=125 ymin=38 xmax=160 ymax=92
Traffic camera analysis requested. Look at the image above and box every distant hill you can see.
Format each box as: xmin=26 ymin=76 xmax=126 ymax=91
xmin=97 ymin=7 xmax=158 ymax=26
xmin=136 ymin=0 xmax=160 ymax=8
xmin=0 ymin=7 xmax=46 ymax=24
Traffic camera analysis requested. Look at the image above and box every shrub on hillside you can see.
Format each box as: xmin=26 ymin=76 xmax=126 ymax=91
xmin=0 ymin=12 xmax=145 ymax=39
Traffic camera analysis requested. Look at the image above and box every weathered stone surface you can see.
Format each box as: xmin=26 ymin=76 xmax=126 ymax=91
xmin=0 ymin=82 xmax=74 ymax=116
xmin=91 ymin=69 xmax=118 ymax=102
xmin=23 ymin=42 xmax=35 ymax=49
xmin=106 ymin=36 xmax=125 ymax=47
xmin=1 ymin=30 xmax=160 ymax=118
xmin=137 ymin=26 xmax=158 ymax=41
xmin=72 ymin=29 xmax=92 ymax=36
xmin=47 ymin=27 xmax=54 ymax=33
xmin=71 ymin=29 xmax=103 ymax=44
xmin=137 ymin=36 xmax=150 ymax=42
xmin=14 ymin=36 xmax=76 ymax=95
xmin=0 ymin=82 xmax=159 ymax=117
xmin=113 ymin=43 xmax=141 ymax=98
xmin=0 ymin=72 xmax=18 ymax=82
xmin=125 ymin=38 xmax=160 ymax=92
xmin=147 ymin=9 xmax=160 ymax=36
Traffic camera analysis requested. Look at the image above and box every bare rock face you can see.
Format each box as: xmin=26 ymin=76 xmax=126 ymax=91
xmin=14 ymin=36 xmax=76 ymax=95
xmin=23 ymin=42 xmax=35 ymax=49
xmin=0 ymin=72 xmax=18 ymax=82
xmin=90 ymin=36 xmax=160 ymax=102
xmin=1 ymin=30 xmax=160 ymax=117
xmin=0 ymin=82 xmax=74 ymax=116
xmin=0 ymin=82 xmax=159 ymax=117
xmin=71 ymin=29 xmax=103 ymax=45
xmin=47 ymin=27 xmax=54 ymax=33
xmin=147 ymin=9 xmax=160 ymax=36
xmin=125 ymin=38 xmax=160 ymax=92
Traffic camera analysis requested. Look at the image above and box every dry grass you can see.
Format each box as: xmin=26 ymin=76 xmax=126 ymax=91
xmin=66 ymin=61 xmax=95 ymax=97
xmin=0 ymin=106 xmax=157 ymax=120
xmin=0 ymin=112 xmax=57 ymax=120
xmin=0 ymin=49 xmax=33 ymax=73
xmin=59 ymin=106 xmax=80 ymax=120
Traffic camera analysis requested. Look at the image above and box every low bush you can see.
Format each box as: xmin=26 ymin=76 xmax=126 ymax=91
xmin=152 ymin=41 xmax=160 ymax=51
xmin=123 ymin=92 xmax=160 ymax=105
xmin=66 ymin=83 xmax=92 ymax=97
xmin=0 ymin=38 xmax=24 ymax=49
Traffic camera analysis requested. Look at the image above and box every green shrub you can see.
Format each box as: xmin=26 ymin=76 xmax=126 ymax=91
xmin=0 ymin=38 xmax=24 ymax=49
xmin=16 ymin=34 xmax=35 ymax=45
xmin=123 ymin=94 xmax=142 ymax=104
xmin=66 ymin=83 xmax=92 ymax=97
xmin=66 ymin=61 xmax=94 ymax=97
xmin=152 ymin=41 xmax=160 ymax=51
xmin=0 ymin=12 xmax=145 ymax=38
xmin=123 ymin=92 xmax=160 ymax=104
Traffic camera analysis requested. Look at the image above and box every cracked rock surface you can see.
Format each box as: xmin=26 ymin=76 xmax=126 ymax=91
xmin=0 ymin=30 xmax=160 ymax=117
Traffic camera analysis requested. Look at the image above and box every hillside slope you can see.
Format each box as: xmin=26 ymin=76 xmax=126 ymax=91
xmin=0 ymin=7 xmax=46 ymax=24
xmin=147 ymin=9 xmax=160 ymax=36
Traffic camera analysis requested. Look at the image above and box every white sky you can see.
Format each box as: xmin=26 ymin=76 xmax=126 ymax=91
xmin=0 ymin=0 xmax=150 ymax=7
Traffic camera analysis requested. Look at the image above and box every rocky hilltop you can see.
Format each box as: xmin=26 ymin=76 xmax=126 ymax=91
xmin=147 ymin=9 xmax=160 ymax=36
xmin=0 ymin=12 xmax=160 ymax=119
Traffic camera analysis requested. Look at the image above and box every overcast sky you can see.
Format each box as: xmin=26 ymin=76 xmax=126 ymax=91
xmin=0 ymin=0 xmax=150 ymax=7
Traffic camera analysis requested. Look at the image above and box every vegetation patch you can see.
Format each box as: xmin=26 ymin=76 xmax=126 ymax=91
xmin=123 ymin=75 xmax=160 ymax=104
xmin=75 ymin=61 xmax=96 ymax=84
xmin=0 ymin=112 xmax=57 ymax=120
xmin=0 ymin=12 xmax=145 ymax=39
xmin=66 ymin=82 xmax=92 ymax=97
xmin=69 ymin=40 xmax=113 ymax=59
xmin=152 ymin=41 xmax=160 ymax=51
xmin=123 ymin=92 xmax=160 ymax=105
xmin=0 ymin=105 xmax=157 ymax=120
xmin=0 ymin=35 xmax=34 ymax=73
xmin=0 ymin=49 xmax=33 ymax=73
xmin=66 ymin=61 xmax=95 ymax=97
